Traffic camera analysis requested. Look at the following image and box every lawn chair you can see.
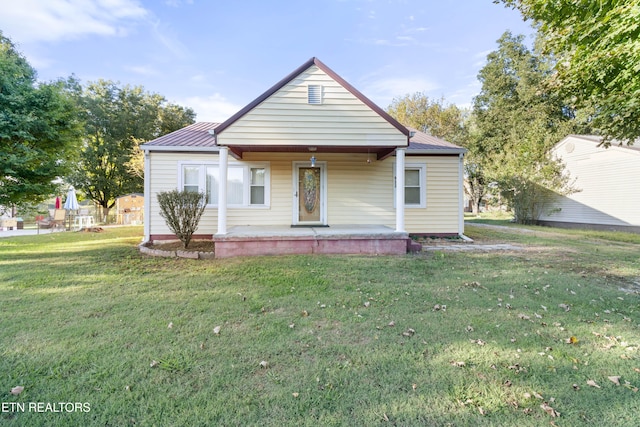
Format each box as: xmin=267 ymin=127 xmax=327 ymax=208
xmin=37 ymin=209 xmax=66 ymax=233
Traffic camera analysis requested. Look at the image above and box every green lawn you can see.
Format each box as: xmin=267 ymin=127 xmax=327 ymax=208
xmin=1 ymin=225 xmax=639 ymax=426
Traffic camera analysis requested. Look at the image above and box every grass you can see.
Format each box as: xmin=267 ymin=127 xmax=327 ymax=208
xmin=1 ymin=225 xmax=639 ymax=426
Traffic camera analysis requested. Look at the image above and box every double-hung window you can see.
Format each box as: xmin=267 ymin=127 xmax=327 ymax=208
xmin=394 ymin=163 xmax=427 ymax=208
xmin=179 ymin=162 xmax=269 ymax=207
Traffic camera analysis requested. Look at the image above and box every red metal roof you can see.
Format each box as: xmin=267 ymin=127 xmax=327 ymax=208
xmin=142 ymin=122 xmax=220 ymax=149
xmin=406 ymin=127 xmax=465 ymax=153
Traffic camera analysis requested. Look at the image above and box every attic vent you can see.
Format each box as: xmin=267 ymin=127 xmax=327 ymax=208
xmin=308 ymin=85 xmax=322 ymax=104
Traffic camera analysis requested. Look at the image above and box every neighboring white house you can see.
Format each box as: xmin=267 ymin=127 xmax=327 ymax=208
xmin=141 ymin=58 xmax=466 ymax=257
xmin=539 ymin=135 xmax=640 ymax=232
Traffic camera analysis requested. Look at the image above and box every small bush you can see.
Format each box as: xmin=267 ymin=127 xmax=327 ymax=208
xmin=157 ymin=189 xmax=206 ymax=248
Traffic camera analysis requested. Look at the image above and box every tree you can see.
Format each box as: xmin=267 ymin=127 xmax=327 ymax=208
xmin=498 ymin=0 xmax=640 ymax=144
xmin=70 ymin=80 xmax=195 ymax=221
xmin=387 ymin=93 xmax=466 ymax=141
xmin=386 ymin=93 xmax=491 ymax=214
xmin=473 ymin=32 xmax=578 ymax=223
xmin=0 ymin=32 xmax=82 ymax=211
xmin=157 ymin=189 xmax=206 ymax=248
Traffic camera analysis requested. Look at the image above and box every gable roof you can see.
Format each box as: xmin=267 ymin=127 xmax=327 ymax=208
xmin=214 ymin=57 xmax=409 ymax=138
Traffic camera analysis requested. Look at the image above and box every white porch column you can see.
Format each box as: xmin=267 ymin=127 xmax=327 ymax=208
xmin=458 ymin=153 xmax=465 ymax=236
xmin=217 ymin=146 xmax=228 ymax=235
xmin=395 ymin=148 xmax=406 ymax=232
xmin=143 ymin=149 xmax=151 ymax=242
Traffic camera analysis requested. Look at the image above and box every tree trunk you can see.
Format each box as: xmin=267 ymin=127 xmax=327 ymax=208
xmin=102 ymin=206 xmax=111 ymax=223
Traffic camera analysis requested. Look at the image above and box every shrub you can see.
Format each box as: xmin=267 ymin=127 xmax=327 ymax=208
xmin=157 ymin=189 xmax=206 ymax=248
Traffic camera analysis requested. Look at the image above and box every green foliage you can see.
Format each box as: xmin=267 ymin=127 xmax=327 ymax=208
xmin=69 ymin=80 xmax=195 ymax=219
xmin=499 ymin=0 xmax=640 ymax=144
xmin=473 ymin=32 xmax=577 ymax=223
xmin=0 ymin=32 xmax=82 ymax=209
xmin=387 ymin=92 xmax=466 ymax=142
xmin=157 ymin=189 xmax=206 ymax=248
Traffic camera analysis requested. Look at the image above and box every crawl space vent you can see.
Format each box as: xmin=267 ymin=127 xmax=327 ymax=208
xmin=308 ymin=85 xmax=322 ymax=104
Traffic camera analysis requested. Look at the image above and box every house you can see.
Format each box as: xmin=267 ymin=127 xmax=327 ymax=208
xmin=141 ymin=58 xmax=466 ymax=257
xmin=538 ymin=135 xmax=640 ymax=232
xmin=115 ymin=193 xmax=144 ymax=225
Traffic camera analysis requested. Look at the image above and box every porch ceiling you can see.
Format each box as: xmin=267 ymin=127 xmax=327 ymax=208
xmin=227 ymin=145 xmax=397 ymax=160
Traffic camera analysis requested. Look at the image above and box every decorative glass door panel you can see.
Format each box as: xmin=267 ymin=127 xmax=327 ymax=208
xmin=298 ymin=167 xmax=322 ymax=223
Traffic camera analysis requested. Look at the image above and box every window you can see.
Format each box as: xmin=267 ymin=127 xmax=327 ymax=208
xmin=394 ymin=164 xmax=426 ymax=208
xmin=308 ymin=85 xmax=322 ymax=104
xmin=179 ymin=162 xmax=269 ymax=207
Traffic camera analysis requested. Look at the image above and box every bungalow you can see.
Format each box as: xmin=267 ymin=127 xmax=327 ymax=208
xmin=538 ymin=135 xmax=640 ymax=233
xmin=141 ymin=58 xmax=466 ymax=257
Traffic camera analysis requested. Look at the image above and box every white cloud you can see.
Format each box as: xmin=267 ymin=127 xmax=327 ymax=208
xmin=179 ymin=93 xmax=241 ymax=123
xmin=360 ymin=75 xmax=441 ymax=108
xmin=124 ymin=65 xmax=160 ymax=76
xmin=0 ymin=0 xmax=148 ymax=43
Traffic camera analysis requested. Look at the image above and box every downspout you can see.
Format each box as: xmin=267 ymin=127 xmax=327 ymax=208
xmin=143 ymin=149 xmax=151 ymax=243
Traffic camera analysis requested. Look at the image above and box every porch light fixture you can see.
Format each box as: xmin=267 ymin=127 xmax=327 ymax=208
xmin=310 ymin=156 xmax=316 ymax=167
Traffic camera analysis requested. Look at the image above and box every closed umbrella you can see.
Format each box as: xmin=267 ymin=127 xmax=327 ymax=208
xmin=64 ymin=187 xmax=79 ymax=230
xmin=55 ymin=196 xmax=61 ymax=209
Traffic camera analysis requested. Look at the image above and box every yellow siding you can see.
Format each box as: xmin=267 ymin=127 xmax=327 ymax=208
xmin=405 ymin=156 xmax=461 ymax=234
xmin=217 ymin=65 xmax=406 ymax=148
xmin=147 ymin=152 xmax=461 ymax=236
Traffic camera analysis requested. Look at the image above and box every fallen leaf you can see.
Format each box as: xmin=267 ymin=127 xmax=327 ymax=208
xmin=363 ymin=301 xmax=370 ymax=308
xmin=559 ymin=304 xmax=570 ymax=312
xmin=470 ymin=339 xmax=486 ymax=346
xmin=387 ymin=321 xmax=395 ymax=327
xmin=167 ymin=322 xmax=173 ymax=329
xmin=608 ymin=376 xmax=621 ymax=386
xmin=465 ymin=325 xmax=474 ymax=332
xmin=450 ymin=361 xmax=466 ymax=367
xmin=213 ymin=326 xmax=221 ymax=335
xmin=292 ymin=392 xmax=299 ymax=398
xmin=259 ymin=360 xmax=269 ymax=369
xmin=518 ymin=313 xmax=531 ymax=321
xmin=412 ymin=383 xmax=417 ymax=391
xmin=301 ymin=310 xmax=309 ymax=317
xmin=10 ymin=386 xmax=24 ymax=395
xmin=289 ymin=323 xmax=295 ymax=329
xmin=572 ymin=384 xmax=580 ymax=391
xmin=540 ymin=402 xmax=560 ymax=417
xmin=587 ymin=379 xmax=600 ymax=388
xmin=150 ymin=360 xmax=159 ymax=368
xmin=433 ymin=304 xmax=441 ymax=311
xmin=565 ymin=336 xmax=579 ymax=344
xmin=402 ymin=328 xmax=416 ymax=337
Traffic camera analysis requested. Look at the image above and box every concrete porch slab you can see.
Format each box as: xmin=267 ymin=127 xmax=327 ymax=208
xmin=213 ymin=225 xmax=410 ymax=258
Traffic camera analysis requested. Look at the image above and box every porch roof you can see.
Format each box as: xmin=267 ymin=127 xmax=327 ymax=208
xmin=141 ymin=122 xmax=465 ymax=156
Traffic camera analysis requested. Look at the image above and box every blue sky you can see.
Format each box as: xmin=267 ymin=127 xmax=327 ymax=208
xmin=0 ymin=0 xmax=533 ymax=122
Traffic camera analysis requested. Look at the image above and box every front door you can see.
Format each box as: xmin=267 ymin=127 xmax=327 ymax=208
xmin=294 ymin=162 xmax=326 ymax=225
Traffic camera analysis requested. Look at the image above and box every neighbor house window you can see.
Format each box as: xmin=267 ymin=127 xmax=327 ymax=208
xmin=179 ymin=162 xmax=269 ymax=207
xmin=394 ymin=163 xmax=427 ymax=208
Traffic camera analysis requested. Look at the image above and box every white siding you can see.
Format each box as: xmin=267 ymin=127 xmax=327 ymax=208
xmin=539 ymin=136 xmax=640 ymax=227
xmin=217 ymin=65 xmax=406 ymax=148
xmin=147 ymin=152 xmax=462 ymax=237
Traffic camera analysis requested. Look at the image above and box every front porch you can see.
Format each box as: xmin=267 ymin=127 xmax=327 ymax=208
xmin=213 ymin=225 xmax=412 ymax=258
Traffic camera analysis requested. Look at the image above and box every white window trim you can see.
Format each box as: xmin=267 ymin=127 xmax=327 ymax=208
xmin=177 ymin=161 xmax=270 ymax=208
xmin=393 ymin=163 xmax=427 ymax=209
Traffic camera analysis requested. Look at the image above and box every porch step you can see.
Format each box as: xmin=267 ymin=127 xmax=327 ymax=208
xmin=407 ymin=239 xmax=423 ymax=253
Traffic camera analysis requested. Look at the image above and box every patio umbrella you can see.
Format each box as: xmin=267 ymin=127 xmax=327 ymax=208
xmin=63 ymin=187 xmax=79 ymax=210
xmin=63 ymin=187 xmax=79 ymax=230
